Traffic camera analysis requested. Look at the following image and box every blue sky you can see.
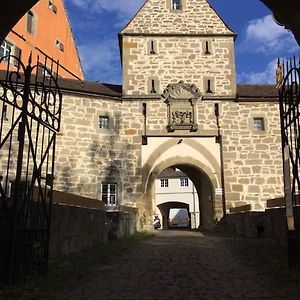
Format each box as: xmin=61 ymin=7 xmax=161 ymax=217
xmin=65 ymin=0 xmax=299 ymax=85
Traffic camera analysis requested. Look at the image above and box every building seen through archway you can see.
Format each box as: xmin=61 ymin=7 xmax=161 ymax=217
xmin=155 ymin=167 xmax=200 ymax=229
xmin=154 ymin=166 xmax=217 ymax=230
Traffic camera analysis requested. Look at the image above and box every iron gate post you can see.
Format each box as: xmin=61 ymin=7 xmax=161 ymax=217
xmin=0 ymin=53 xmax=62 ymax=283
xmin=278 ymin=57 xmax=300 ymax=269
xmin=9 ymin=59 xmax=32 ymax=281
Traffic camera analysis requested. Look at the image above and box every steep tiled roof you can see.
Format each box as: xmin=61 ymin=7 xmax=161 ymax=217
xmin=158 ymin=168 xmax=187 ymax=179
xmin=0 ymin=70 xmax=122 ymax=98
xmin=57 ymin=78 xmax=121 ymax=98
xmin=237 ymin=84 xmax=278 ymax=98
xmin=0 ymin=70 xmax=279 ymax=99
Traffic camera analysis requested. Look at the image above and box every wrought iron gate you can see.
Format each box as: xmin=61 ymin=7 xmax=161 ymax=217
xmin=0 ymin=54 xmax=62 ymax=283
xmin=278 ymin=57 xmax=300 ymax=268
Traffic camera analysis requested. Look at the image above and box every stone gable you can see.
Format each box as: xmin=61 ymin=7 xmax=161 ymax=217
xmin=121 ymin=0 xmax=235 ymax=35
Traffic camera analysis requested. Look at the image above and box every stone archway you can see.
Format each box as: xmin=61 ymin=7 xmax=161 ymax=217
xmin=147 ymin=160 xmax=217 ymax=229
xmin=157 ymin=201 xmax=190 ymax=230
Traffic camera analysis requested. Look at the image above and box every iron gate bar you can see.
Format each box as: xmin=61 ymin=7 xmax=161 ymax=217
xmin=279 ymin=56 xmax=300 ymax=268
xmin=0 ymin=52 xmax=62 ymax=283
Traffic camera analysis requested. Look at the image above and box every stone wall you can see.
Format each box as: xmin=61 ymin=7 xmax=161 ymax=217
xmin=0 ymin=89 xmax=284 ymax=226
xmin=50 ymin=203 xmax=107 ymax=258
xmin=55 ymin=94 xmax=143 ymax=207
xmin=106 ymin=208 xmax=138 ymax=239
xmin=50 ymin=191 xmax=138 ymax=258
xmin=38 ymin=90 xmax=283 ymax=224
xmin=221 ymin=101 xmax=283 ymax=210
xmin=141 ymin=98 xmax=218 ymax=134
xmin=226 ymin=205 xmax=291 ymax=248
xmin=121 ymin=36 xmax=236 ymax=97
xmin=121 ymin=0 xmax=236 ymax=97
xmin=122 ymin=0 xmax=234 ymax=35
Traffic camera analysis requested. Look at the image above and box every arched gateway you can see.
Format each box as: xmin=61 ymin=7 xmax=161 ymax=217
xmin=135 ymin=81 xmax=222 ymax=229
xmin=142 ymin=154 xmax=220 ymax=229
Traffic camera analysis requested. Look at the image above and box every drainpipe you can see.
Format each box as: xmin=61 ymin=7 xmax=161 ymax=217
xmin=192 ymin=183 xmax=196 ymax=228
xmin=215 ymin=103 xmax=226 ymax=219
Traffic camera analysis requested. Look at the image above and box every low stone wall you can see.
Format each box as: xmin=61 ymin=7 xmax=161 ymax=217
xmin=106 ymin=206 xmax=138 ymax=239
xmin=226 ymin=199 xmax=290 ymax=247
xmin=50 ymin=203 xmax=107 ymax=258
xmin=49 ymin=191 xmax=138 ymax=258
xmin=226 ymin=211 xmax=265 ymax=238
xmin=264 ymin=207 xmax=287 ymax=247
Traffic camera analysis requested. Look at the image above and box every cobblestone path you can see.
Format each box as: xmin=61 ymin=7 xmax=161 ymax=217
xmin=44 ymin=230 xmax=300 ymax=300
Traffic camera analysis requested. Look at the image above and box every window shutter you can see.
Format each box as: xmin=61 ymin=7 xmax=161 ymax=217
xmin=27 ymin=11 xmax=34 ymax=34
xmin=13 ymin=46 xmax=22 ymax=67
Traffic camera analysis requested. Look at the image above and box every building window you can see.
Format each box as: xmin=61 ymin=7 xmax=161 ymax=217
xmin=204 ymin=41 xmax=211 ymax=55
xmin=99 ymin=116 xmax=109 ymax=129
xmin=149 ymin=40 xmax=156 ymax=55
xmin=13 ymin=46 xmax=22 ymax=66
xmin=180 ymin=178 xmax=189 ymax=187
xmin=101 ymin=183 xmax=117 ymax=206
xmin=27 ymin=11 xmax=34 ymax=34
xmin=150 ymin=79 xmax=157 ymax=94
xmin=0 ymin=40 xmax=13 ymax=62
xmin=172 ymin=0 xmax=182 ymax=10
xmin=56 ymin=40 xmax=64 ymax=52
xmin=49 ymin=1 xmax=57 ymax=13
xmin=203 ymin=78 xmax=215 ymax=94
xmin=160 ymin=179 xmax=169 ymax=188
xmin=253 ymin=117 xmax=265 ymax=132
xmin=0 ymin=41 xmax=21 ymax=66
xmin=206 ymin=79 xmax=213 ymax=93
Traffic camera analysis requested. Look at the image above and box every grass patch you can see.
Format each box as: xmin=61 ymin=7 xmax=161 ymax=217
xmin=0 ymin=231 xmax=154 ymax=300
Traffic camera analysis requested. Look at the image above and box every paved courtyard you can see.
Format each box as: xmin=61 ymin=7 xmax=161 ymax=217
xmin=42 ymin=230 xmax=300 ymax=300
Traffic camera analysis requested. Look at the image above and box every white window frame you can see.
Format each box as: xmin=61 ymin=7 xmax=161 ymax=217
xmin=99 ymin=116 xmax=109 ymax=129
xmin=160 ymin=179 xmax=169 ymax=188
xmin=180 ymin=177 xmax=189 ymax=187
xmin=0 ymin=40 xmax=13 ymax=63
xmin=101 ymin=183 xmax=117 ymax=206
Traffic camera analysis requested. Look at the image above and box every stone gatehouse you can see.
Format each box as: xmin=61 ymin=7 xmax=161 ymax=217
xmin=1 ymin=0 xmax=284 ymax=229
xmin=52 ymin=0 xmax=283 ymax=229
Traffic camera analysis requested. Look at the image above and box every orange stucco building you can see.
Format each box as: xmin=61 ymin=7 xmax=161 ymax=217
xmin=0 ymin=0 xmax=84 ymax=80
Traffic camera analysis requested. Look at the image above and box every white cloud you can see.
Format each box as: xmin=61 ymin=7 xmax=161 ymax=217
xmin=238 ymin=58 xmax=278 ymax=84
xmin=67 ymin=0 xmax=144 ymax=20
xmin=247 ymin=15 xmax=287 ymax=42
xmin=78 ymin=40 xmax=121 ymax=83
xmin=239 ymin=15 xmax=298 ymax=54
